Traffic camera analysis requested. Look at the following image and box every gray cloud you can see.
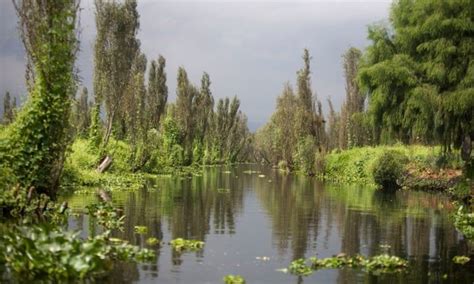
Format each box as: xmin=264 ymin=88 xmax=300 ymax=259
xmin=0 ymin=0 xmax=391 ymax=130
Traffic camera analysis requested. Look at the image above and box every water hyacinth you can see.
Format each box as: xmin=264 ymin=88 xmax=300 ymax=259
xmin=170 ymin=238 xmax=205 ymax=252
xmin=288 ymin=254 xmax=408 ymax=276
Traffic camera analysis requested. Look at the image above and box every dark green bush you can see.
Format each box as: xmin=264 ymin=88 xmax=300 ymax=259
xmin=372 ymin=151 xmax=407 ymax=190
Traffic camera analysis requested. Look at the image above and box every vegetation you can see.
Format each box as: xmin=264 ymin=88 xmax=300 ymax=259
xmin=0 ymin=0 xmax=79 ymax=197
xmin=170 ymin=238 xmax=205 ymax=252
xmin=0 ymin=0 xmax=472 ymax=282
xmin=288 ymin=254 xmax=408 ymax=277
xmin=372 ymin=151 xmax=407 ymax=190
xmin=223 ymin=275 xmax=246 ymax=284
xmin=0 ymin=225 xmax=154 ymax=281
xmin=452 ymin=256 xmax=470 ymax=265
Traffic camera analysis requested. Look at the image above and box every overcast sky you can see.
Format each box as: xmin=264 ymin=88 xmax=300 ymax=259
xmin=0 ymin=0 xmax=391 ymax=130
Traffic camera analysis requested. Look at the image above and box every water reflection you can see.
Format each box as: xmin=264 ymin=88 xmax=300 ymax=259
xmin=66 ymin=165 xmax=473 ymax=283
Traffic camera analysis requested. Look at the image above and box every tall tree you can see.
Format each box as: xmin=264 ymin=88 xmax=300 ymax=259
xmin=75 ymin=87 xmax=91 ymax=137
xmin=341 ymin=47 xmax=366 ymax=148
xmin=1 ymin=0 xmax=79 ymax=195
xmin=175 ymin=67 xmax=198 ymax=164
xmin=147 ymin=55 xmax=168 ymax=129
xmin=2 ymin=91 xmax=14 ymax=124
xmin=93 ymin=0 xmax=141 ymax=147
xmin=194 ymin=72 xmax=214 ymax=144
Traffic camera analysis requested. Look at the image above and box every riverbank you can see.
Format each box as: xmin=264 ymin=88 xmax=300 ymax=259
xmin=323 ymin=144 xmax=473 ymax=241
xmin=324 ymin=145 xmax=464 ymax=189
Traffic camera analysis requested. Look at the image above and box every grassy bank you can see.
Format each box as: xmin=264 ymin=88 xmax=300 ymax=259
xmin=324 ymin=145 xmax=463 ymax=188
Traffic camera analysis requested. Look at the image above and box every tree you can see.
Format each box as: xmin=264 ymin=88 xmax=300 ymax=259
xmin=359 ymin=0 xmax=474 ymax=150
xmin=74 ymin=87 xmax=91 ymax=137
xmin=147 ymin=55 xmax=168 ymax=129
xmin=0 ymin=0 xmax=79 ymax=195
xmin=342 ymin=47 xmax=367 ymax=148
xmin=2 ymin=91 xmax=15 ymax=124
xmin=93 ymin=0 xmax=141 ymax=147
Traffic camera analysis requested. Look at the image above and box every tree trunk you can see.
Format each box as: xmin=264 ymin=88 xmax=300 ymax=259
xmin=97 ymin=155 xmax=113 ymax=173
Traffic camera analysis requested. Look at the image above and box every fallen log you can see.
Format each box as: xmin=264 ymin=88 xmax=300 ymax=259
xmin=97 ymin=155 xmax=113 ymax=173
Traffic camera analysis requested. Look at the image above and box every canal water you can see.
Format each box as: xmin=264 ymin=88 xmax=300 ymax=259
xmin=66 ymin=165 xmax=473 ymax=283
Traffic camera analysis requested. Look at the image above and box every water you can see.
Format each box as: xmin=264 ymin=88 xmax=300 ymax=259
xmin=66 ymin=165 xmax=473 ymax=283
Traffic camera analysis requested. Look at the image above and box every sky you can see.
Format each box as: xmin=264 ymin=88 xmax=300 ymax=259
xmin=0 ymin=0 xmax=391 ymax=131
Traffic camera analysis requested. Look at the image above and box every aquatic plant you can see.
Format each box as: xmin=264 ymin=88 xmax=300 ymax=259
xmin=288 ymin=258 xmax=313 ymax=276
xmin=453 ymin=205 xmax=474 ymax=240
xmin=86 ymin=202 xmax=125 ymax=231
xmin=223 ymin=274 xmax=246 ymax=284
xmin=170 ymin=238 xmax=205 ymax=252
xmin=217 ymin=188 xmax=231 ymax=193
xmin=288 ymin=254 xmax=408 ymax=276
xmin=453 ymin=255 xmax=470 ymax=265
xmin=363 ymin=254 xmax=408 ymax=274
xmin=0 ymin=225 xmax=154 ymax=281
xmin=134 ymin=226 xmax=148 ymax=234
xmin=146 ymin=237 xmax=160 ymax=246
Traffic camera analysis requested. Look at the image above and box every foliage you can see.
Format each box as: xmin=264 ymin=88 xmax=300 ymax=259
xmin=372 ymin=151 xmax=407 ymax=189
xmin=288 ymin=258 xmax=313 ymax=276
xmin=293 ymin=136 xmax=317 ymax=175
xmin=452 ymin=255 xmax=470 ymax=265
xmin=2 ymin=91 xmax=16 ymax=125
xmin=0 ymin=225 xmax=154 ymax=281
xmin=254 ymin=49 xmax=325 ymax=169
xmin=73 ymin=87 xmax=91 ymax=137
xmin=146 ymin=237 xmax=159 ymax=246
xmin=170 ymin=238 xmax=205 ymax=252
xmin=358 ymin=0 xmax=474 ymax=149
xmin=453 ymin=205 xmax=474 ymax=240
xmin=86 ymin=202 xmax=125 ymax=231
xmin=223 ymin=274 xmax=246 ymax=284
xmin=0 ymin=0 xmax=79 ymax=196
xmin=288 ymin=254 xmax=408 ymax=276
xmin=93 ymin=0 xmax=141 ymax=146
xmin=324 ymin=145 xmax=435 ymax=184
xmin=134 ymin=225 xmax=148 ymax=234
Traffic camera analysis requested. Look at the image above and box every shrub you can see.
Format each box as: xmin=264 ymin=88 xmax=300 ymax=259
xmin=373 ymin=151 xmax=407 ymax=190
xmin=277 ymin=160 xmax=290 ymax=172
xmin=293 ymin=136 xmax=316 ymax=175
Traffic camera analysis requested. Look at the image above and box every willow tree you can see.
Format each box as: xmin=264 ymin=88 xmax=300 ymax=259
xmin=0 ymin=0 xmax=79 ymax=195
xmin=359 ymin=0 xmax=473 ymax=149
xmin=93 ymin=0 xmax=140 ymax=147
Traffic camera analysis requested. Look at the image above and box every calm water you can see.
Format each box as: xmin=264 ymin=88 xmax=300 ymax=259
xmin=66 ymin=165 xmax=473 ymax=284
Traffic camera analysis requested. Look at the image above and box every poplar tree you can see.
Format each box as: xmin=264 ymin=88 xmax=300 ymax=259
xmin=148 ymin=55 xmax=168 ymax=129
xmin=75 ymin=87 xmax=91 ymax=137
xmin=93 ymin=0 xmax=140 ymax=147
xmin=3 ymin=91 xmax=14 ymax=125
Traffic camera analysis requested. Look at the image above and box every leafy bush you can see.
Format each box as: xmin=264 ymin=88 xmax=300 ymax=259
xmin=373 ymin=151 xmax=407 ymax=190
